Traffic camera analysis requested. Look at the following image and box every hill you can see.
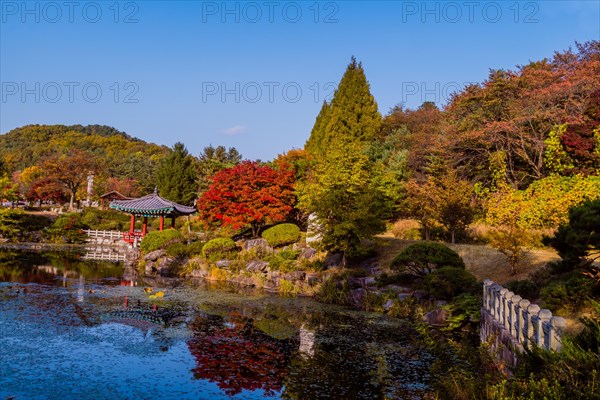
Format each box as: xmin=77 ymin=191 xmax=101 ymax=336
xmin=0 ymin=124 xmax=170 ymax=192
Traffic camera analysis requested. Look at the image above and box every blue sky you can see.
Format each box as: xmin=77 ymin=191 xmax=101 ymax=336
xmin=1 ymin=1 xmax=599 ymax=161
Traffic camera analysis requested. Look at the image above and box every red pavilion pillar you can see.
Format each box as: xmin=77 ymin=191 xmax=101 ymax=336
xmin=142 ymin=217 xmax=148 ymax=236
xmin=159 ymin=216 xmax=164 ymax=231
xmin=129 ymin=214 xmax=135 ymax=234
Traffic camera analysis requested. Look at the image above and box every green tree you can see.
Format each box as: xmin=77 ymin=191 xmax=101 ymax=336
xmin=156 ymin=142 xmax=198 ymax=206
xmin=548 ymin=199 xmax=600 ymax=269
xmin=197 ymin=145 xmax=241 ymax=193
xmin=300 ymin=57 xmax=389 ymax=262
xmin=433 ymin=172 xmax=475 ymax=243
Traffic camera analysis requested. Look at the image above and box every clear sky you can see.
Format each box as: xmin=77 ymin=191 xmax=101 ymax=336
xmin=1 ymin=0 xmax=598 ymax=161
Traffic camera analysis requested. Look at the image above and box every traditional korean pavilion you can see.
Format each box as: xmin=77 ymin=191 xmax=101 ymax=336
xmin=110 ymin=189 xmax=196 ymax=244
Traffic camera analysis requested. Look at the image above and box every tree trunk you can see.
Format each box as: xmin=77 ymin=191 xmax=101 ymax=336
xmin=451 ymin=229 xmax=456 ymax=244
xmin=425 ymin=228 xmax=430 ymax=241
xmin=69 ymin=192 xmax=75 ymax=211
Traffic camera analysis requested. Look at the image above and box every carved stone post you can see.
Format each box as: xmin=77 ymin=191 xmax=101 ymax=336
xmin=500 ymin=288 xmax=509 ymax=329
xmin=537 ymin=309 xmax=553 ymax=350
xmin=527 ymin=304 xmax=540 ymax=346
xmin=519 ymin=299 xmax=531 ymax=347
xmin=510 ymin=294 xmax=522 ymax=339
xmin=550 ymin=316 xmax=567 ymax=351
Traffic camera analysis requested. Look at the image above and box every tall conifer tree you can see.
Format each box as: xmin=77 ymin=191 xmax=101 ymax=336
xmin=300 ymin=57 xmax=390 ymax=264
xmin=156 ymin=142 xmax=198 ymax=206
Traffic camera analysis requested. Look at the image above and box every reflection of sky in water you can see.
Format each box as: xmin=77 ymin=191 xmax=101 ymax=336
xmin=0 ymin=255 xmax=434 ymax=400
xmin=1 ymin=308 xmax=278 ymax=400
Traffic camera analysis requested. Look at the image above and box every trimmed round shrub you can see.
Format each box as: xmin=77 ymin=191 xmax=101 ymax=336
xmin=391 ymin=242 xmax=465 ymax=276
xmin=202 ymin=237 xmax=236 ymax=258
xmin=140 ymin=229 xmax=183 ymax=253
xmin=425 ymin=266 xmax=478 ymax=300
xmin=261 ymin=223 xmax=301 ymax=247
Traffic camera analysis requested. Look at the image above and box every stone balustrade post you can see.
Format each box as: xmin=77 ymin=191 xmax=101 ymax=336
xmin=519 ymin=299 xmax=531 ymax=346
xmin=509 ymin=294 xmax=522 ymax=339
xmin=550 ymin=316 xmax=567 ymax=351
xmin=527 ymin=304 xmax=540 ymax=346
xmin=500 ymin=288 xmax=509 ymax=329
xmin=537 ymin=309 xmax=553 ymax=350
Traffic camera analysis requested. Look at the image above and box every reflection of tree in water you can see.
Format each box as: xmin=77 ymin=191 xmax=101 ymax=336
xmin=282 ymin=317 xmax=433 ymax=400
xmin=0 ymin=250 xmax=123 ymax=285
xmin=187 ymin=312 xmax=293 ymax=396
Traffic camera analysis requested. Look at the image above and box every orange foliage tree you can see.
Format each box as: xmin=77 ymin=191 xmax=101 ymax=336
xmin=197 ymin=161 xmax=295 ymax=237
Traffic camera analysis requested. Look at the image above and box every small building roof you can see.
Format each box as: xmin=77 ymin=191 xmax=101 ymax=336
xmin=110 ymin=190 xmax=196 ymax=217
xmin=100 ymin=190 xmax=132 ymax=201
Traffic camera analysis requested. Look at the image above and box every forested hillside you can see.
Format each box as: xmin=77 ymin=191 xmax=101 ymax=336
xmin=0 ymin=124 xmax=170 ymax=196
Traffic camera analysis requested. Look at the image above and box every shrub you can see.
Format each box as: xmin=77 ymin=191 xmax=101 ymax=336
xmin=0 ymin=209 xmax=52 ymax=241
xmin=202 ymin=237 xmax=236 ymax=258
xmin=165 ymin=242 xmax=189 ymax=258
xmin=541 ymin=272 xmax=594 ymax=313
xmin=45 ymin=213 xmax=88 ymax=243
xmin=505 ymin=279 xmax=540 ymax=300
xmin=186 ymin=241 xmax=205 ymax=257
xmin=391 ymin=242 xmax=465 ymax=276
xmin=80 ymin=208 xmax=130 ymax=231
xmin=261 ymin=223 xmax=301 ymax=247
xmin=425 ymin=266 xmax=478 ymax=300
xmin=140 ymin=229 xmax=183 ymax=253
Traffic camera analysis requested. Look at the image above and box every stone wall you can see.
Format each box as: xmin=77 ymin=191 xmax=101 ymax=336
xmin=481 ymin=279 xmax=566 ymax=372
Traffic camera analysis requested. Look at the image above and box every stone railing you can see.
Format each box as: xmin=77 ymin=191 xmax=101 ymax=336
xmin=482 ymin=279 xmax=566 ymax=352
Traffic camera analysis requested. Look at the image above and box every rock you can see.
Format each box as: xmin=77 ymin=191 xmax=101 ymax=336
xmin=350 ymin=288 xmax=366 ymax=307
xmin=412 ymin=290 xmax=429 ymax=301
xmin=269 ymin=270 xmax=281 ymax=279
xmin=435 ymin=300 xmax=448 ymax=308
xmin=157 ymin=257 xmax=176 ymax=277
xmin=398 ymin=293 xmax=412 ymax=301
xmin=246 ymin=260 xmax=269 ymax=273
xmin=144 ymin=261 xmax=155 ymax=275
xmin=262 ymin=279 xmax=279 ymax=291
xmin=324 ymin=252 xmax=343 ymax=268
xmin=305 ymin=273 xmax=320 ymax=286
xmin=363 ymin=277 xmax=377 ymax=287
xmin=283 ymin=271 xmax=305 ymax=282
xmin=144 ymin=249 xmax=165 ymax=262
xmin=215 ymin=260 xmax=231 ymax=268
xmin=238 ymin=276 xmax=256 ymax=287
xmin=244 ymin=238 xmax=272 ymax=252
xmin=192 ymin=269 xmax=208 ymax=278
xmin=383 ymin=299 xmax=395 ymax=312
xmin=299 ymin=247 xmax=317 ymax=259
xmin=423 ymin=309 xmax=449 ymax=326
xmin=387 ymin=285 xmax=411 ymax=294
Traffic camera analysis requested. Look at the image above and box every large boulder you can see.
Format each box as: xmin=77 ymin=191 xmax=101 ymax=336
xmin=246 ymin=260 xmax=269 ymax=273
xmin=350 ymin=288 xmax=366 ymax=308
xmin=299 ymin=247 xmax=317 ymax=259
xmin=192 ymin=269 xmax=208 ymax=278
xmin=305 ymin=273 xmax=321 ymax=286
xmin=423 ymin=309 xmax=449 ymax=327
xmin=215 ymin=260 xmax=231 ymax=268
xmin=157 ymin=257 xmax=177 ymax=277
xmin=244 ymin=238 xmax=272 ymax=252
xmin=144 ymin=249 xmax=165 ymax=262
xmin=282 ymin=271 xmax=305 ymax=282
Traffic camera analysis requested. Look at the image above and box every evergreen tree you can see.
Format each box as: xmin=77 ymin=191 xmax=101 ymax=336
xmin=156 ymin=142 xmax=198 ymax=206
xmin=305 ymin=101 xmax=331 ymax=156
xmin=300 ymin=57 xmax=389 ymax=263
xmin=197 ymin=145 xmax=242 ymax=194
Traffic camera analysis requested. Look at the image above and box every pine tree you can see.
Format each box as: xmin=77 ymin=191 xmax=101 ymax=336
xmin=300 ymin=57 xmax=389 ymax=263
xmin=156 ymin=142 xmax=198 ymax=206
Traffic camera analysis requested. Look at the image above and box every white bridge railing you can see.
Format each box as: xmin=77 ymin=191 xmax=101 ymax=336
xmin=482 ymin=279 xmax=566 ymax=352
xmin=84 ymin=230 xmax=124 ymax=240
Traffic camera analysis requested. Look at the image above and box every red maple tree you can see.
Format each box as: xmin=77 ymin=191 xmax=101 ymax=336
xmin=196 ymin=161 xmax=295 ymax=237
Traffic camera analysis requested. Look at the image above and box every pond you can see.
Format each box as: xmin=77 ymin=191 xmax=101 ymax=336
xmin=0 ymin=250 xmax=435 ymax=399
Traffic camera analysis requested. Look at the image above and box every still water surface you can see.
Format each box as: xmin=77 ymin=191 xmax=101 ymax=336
xmin=0 ymin=250 xmax=434 ymax=399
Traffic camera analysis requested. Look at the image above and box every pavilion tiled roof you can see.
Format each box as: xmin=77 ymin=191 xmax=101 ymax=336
xmin=110 ymin=190 xmax=196 ymax=217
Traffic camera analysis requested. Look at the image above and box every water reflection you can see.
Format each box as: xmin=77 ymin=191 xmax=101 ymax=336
xmin=0 ymin=250 xmax=434 ymax=399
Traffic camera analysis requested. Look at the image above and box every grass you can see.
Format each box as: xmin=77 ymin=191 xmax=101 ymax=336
xmin=372 ymin=233 xmax=560 ymax=285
